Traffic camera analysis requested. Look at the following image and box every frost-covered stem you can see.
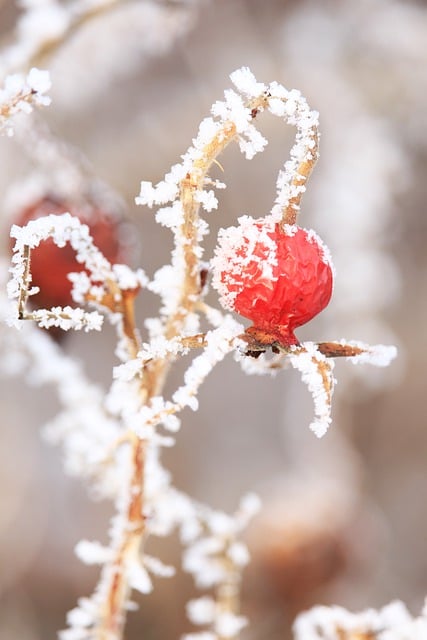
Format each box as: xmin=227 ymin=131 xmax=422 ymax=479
xmin=97 ymin=437 xmax=146 ymax=640
xmin=0 ymin=88 xmax=36 ymax=119
xmin=92 ymin=282 xmax=141 ymax=359
xmin=141 ymin=95 xmax=269 ymax=397
xmin=17 ymin=244 xmax=31 ymax=319
xmin=120 ymin=290 xmax=141 ymax=359
xmin=281 ymin=123 xmax=319 ymax=227
xmin=216 ymin=566 xmax=242 ymax=640
xmin=166 ymin=95 xmax=269 ymax=340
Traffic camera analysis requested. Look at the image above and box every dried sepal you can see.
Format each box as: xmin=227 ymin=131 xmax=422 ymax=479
xmin=316 ymin=340 xmax=397 ymax=366
xmin=238 ymin=336 xmax=397 ymax=437
xmin=288 ymin=342 xmax=335 ymax=438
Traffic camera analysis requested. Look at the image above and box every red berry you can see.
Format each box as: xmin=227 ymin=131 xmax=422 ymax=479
xmin=211 ymin=216 xmax=334 ymax=346
xmin=11 ymin=195 xmax=131 ymax=310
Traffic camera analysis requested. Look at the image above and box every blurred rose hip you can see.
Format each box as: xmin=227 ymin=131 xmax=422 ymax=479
xmin=11 ymin=195 xmax=131 ymax=310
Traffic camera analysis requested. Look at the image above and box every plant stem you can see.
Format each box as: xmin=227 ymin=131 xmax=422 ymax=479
xmin=17 ymin=244 xmax=31 ymax=319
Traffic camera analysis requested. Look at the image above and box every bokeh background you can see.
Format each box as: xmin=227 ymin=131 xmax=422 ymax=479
xmin=0 ymin=0 xmax=426 ymax=638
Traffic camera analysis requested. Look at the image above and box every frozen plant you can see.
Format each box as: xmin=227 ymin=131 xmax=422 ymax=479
xmin=6 ymin=67 xmax=397 ymax=639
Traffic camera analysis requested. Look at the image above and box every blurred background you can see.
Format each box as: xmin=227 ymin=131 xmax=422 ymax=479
xmin=0 ymin=0 xmax=426 ymax=638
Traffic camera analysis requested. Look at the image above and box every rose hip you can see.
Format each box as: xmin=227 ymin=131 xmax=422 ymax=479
xmin=11 ymin=195 xmax=130 ymax=310
xmin=211 ymin=216 xmax=334 ymax=346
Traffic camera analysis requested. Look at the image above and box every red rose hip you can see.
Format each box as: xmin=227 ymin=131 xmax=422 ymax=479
xmin=10 ymin=195 xmax=130 ymax=310
xmin=211 ymin=216 xmax=334 ymax=346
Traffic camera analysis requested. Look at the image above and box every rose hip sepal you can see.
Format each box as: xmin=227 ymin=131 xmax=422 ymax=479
xmin=211 ymin=215 xmax=334 ymax=347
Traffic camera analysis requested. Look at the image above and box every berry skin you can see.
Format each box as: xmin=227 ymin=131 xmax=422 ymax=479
xmin=11 ymin=195 xmax=130 ymax=310
xmin=211 ymin=216 xmax=334 ymax=346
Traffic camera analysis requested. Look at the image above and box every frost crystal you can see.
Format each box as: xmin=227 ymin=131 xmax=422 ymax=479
xmin=75 ymin=540 xmax=113 ymax=565
xmin=211 ymin=215 xmax=279 ymax=311
xmin=346 ymin=341 xmax=398 ymax=367
xmin=230 ymin=66 xmax=267 ymax=97
xmin=215 ymin=612 xmax=248 ymax=638
xmin=128 ymin=562 xmax=153 ymax=595
xmin=187 ymin=597 xmax=217 ymax=625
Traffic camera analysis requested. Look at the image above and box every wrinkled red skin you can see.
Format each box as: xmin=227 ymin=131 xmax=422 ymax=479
xmin=231 ymin=224 xmax=333 ymax=346
xmin=11 ymin=196 xmax=126 ymax=310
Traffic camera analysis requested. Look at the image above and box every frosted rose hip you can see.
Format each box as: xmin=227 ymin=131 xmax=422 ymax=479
xmin=211 ymin=216 xmax=334 ymax=346
xmin=11 ymin=195 xmax=131 ymax=310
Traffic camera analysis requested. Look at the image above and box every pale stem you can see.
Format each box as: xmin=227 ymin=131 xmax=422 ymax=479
xmin=96 ymin=437 xmax=146 ymax=640
xmin=0 ymin=87 xmax=40 ymax=124
xmin=216 ymin=563 xmax=242 ymax=640
xmin=281 ymin=124 xmax=319 ymax=227
xmin=17 ymin=244 xmax=31 ymax=319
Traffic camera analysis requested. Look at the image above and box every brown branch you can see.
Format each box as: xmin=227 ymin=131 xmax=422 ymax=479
xmin=96 ymin=436 xmax=146 ymax=640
